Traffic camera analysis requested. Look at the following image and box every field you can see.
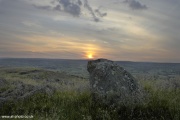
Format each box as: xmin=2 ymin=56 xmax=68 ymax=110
xmin=0 ymin=58 xmax=180 ymax=120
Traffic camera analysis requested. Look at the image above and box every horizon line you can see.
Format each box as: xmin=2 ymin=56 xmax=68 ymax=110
xmin=0 ymin=57 xmax=180 ymax=64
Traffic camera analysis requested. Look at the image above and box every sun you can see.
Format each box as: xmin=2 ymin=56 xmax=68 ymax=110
xmin=88 ymin=54 xmax=93 ymax=59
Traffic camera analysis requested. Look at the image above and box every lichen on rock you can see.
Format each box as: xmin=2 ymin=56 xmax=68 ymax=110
xmin=87 ymin=59 xmax=144 ymax=107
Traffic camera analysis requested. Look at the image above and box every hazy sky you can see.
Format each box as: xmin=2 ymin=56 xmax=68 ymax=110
xmin=0 ymin=0 xmax=180 ymax=62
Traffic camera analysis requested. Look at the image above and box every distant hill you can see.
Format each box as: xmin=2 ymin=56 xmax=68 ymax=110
xmin=0 ymin=58 xmax=180 ymax=77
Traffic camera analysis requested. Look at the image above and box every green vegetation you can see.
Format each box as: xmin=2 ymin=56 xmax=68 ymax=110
xmin=0 ymin=67 xmax=179 ymax=120
xmin=0 ymin=67 xmax=89 ymax=91
xmin=0 ymin=91 xmax=91 ymax=120
xmin=1 ymin=87 xmax=180 ymax=120
xmin=0 ymin=67 xmax=42 ymax=86
xmin=0 ymin=86 xmax=10 ymax=93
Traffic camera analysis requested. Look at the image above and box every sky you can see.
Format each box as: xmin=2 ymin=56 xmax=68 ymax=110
xmin=0 ymin=0 xmax=180 ymax=62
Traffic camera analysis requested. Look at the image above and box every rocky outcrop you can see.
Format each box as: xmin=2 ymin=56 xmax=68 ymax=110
xmin=0 ymin=80 xmax=55 ymax=106
xmin=87 ymin=59 xmax=144 ymax=107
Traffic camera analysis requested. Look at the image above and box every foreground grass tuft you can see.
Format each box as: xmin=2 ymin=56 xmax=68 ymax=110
xmin=0 ymin=90 xmax=180 ymax=120
xmin=1 ymin=91 xmax=92 ymax=120
xmin=0 ymin=88 xmax=180 ymax=120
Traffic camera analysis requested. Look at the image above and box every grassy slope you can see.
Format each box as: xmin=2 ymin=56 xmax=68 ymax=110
xmin=1 ymin=89 xmax=180 ymax=120
xmin=0 ymin=67 xmax=180 ymax=120
xmin=0 ymin=67 xmax=89 ymax=92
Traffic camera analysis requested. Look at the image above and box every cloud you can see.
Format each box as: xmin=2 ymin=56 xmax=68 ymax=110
xmin=53 ymin=4 xmax=61 ymax=11
xmin=22 ymin=21 xmax=42 ymax=28
xmin=83 ymin=0 xmax=100 ymax=22
xmin=58 ymin=0 xmax=104 ymax=21
xmin=32 ymin=0 xmax=81 ymax=16
xmin=32 ymin=0 xmax=107 ymax=22
xmin=33 ymin=4 xmax=51 ymax=10
xmin=58 ymin=0 xmax=81 ymax=16
xmin=95 ymin=9 xmax=107 ymax=17
xmin=65 ymin=4 xmax=81 ymax=16
xmin=77 ymin=0 xmax=82 ymax=6
xmin=124 ymin=0 xmax=147 ymax=10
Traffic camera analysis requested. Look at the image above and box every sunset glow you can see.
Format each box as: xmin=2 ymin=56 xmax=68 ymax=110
xmin=88 ymin=54 xmax=93 ymax=59
xmin=0 ymin=0 xmax=180 ymax=62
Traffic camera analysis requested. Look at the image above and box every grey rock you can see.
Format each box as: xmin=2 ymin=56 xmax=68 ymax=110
xmin=87 ymin=59 xmax=144 ymax=107
xmin=0 ymin=81 xmax=56 ymax=106
xmin=0 ymin=78 xmax=8 ymax=88
xmin=19 ymin=84 xmax=56 ymax=99
xmin=0 ymin=81 xmax=35 ymax=100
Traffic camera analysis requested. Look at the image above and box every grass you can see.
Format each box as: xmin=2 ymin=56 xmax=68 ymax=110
xmin=0 ymin=68 xmax=179 ymax=119
xmin=0 ymin=67 xmax=42 ymax=86
xmin=0 ymin=91 xmax=92 ymax=120
xmin=0 ymin=86 xmax=10 ymax=93
xmin=0 ymin=87 xmax=180 ymax=120
xmin=0 ymin=67 xmax=89 ymax=91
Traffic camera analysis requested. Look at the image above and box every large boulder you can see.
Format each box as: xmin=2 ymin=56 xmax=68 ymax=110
xmin=87 ymin=59 xmax=144 ymax=107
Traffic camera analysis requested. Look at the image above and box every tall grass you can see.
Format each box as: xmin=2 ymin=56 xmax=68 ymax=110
xmin=1 ymin=68 xmax=179 ymax=119
xmin=0 ymin=91 xmax=92 ymax=120
xmin=1 ymin=87 xmax=180 ymax=120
